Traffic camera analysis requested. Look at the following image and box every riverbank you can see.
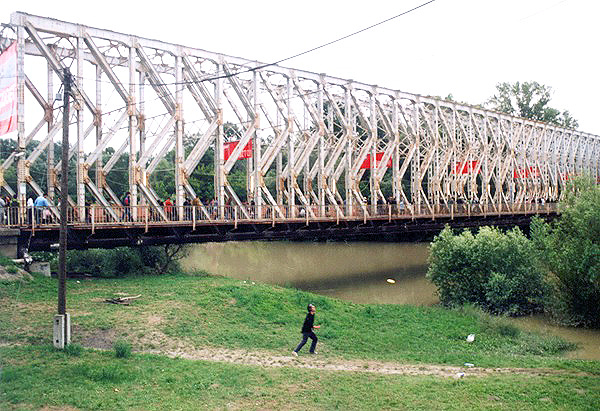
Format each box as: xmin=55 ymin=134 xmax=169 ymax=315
xmin=1 ymin=273 xmax=599 ymax=410
xmin=181 ymin=241 xmax=600 ymax=359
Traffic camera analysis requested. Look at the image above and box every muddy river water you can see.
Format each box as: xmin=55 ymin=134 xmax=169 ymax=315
xmin=182 ymin=241 xmax=600 ymax=360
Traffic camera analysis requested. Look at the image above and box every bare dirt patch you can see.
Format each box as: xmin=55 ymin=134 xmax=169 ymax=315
xmin=71 ymin=322 xmax=598 ymax=379
xmin=78 ymin=328 xmax=118 ymax=350
xmin=138 ymin=343 xmax=595 ymax=379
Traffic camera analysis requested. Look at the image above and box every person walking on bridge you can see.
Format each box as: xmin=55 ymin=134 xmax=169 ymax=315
xmin=33 ymin=193 xmax=50 ymax=224
xmin=163 ymin=197 xmax=173 ymax=220
xmin=292 ymin=303 xmax=320 ymax=356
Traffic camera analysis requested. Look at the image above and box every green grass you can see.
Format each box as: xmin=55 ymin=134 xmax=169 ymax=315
xmin=1 ymin=345 xmax=599 ymax=411
xmin=1 ymin=272 xmax=599 ymax=410
xmin=0 ymin=273 xmax=597 ymax=370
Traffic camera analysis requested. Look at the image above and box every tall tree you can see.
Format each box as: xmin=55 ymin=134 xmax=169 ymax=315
xmin=531 ymin=177 xmax=600 ymax=327
xmin=487 ymin=81 xmax=578 ymax=129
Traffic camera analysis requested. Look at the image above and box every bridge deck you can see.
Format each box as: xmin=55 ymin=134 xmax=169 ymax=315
xmin=3 ymin=203 xmax=557 ymax=251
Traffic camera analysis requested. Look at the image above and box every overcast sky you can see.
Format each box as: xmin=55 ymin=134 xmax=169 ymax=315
xmin=3 ymin=0 xmax=599 ymax=134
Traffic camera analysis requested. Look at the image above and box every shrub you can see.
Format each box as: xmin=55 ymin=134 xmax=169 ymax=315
xmin=530 ymin=177 xmax=600 ymax=327
xmin=114 ymin=339 xmax=132 ymax=358
xmin=67 ymin=249 xmax=107 ymax=277
xmin=105 ymin=248 xmax=145 ymax=277
xmin=427 ymin=225 xmax=546 ymax=316
xmin=66 ymin=245 xmax=186 ymax=278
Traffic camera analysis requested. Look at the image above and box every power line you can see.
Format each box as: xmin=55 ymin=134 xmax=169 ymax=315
xmin=150 ymin=0 xmax=439 ymax=87
xmin=1 ymin=1 xmax=439 ymax=125
xmin=255 ymin=0 xmax=438 ymax=70
xmin=1 ymin=0 xmax=437 ymax=89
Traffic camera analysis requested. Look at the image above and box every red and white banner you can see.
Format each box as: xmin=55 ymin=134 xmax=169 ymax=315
xmin=360 ymin=152 xmax=391 ymax=169
xmin=513 ymin=166 xmax=540 ymax=179
xmin=453 ymin=160 xmax=479 ymax=174
xmin=224 ymin=139 xmax=253 ymax=161
xmin=0 ymin=42 xmax=17 ymax=136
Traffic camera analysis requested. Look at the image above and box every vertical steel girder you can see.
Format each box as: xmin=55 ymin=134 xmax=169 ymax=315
xmin=1 ymin=12 xmax=598 ymax=222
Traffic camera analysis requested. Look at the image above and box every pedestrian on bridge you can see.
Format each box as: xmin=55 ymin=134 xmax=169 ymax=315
xmin=292 ymin=303 xmax=320 ymax=356
xmin=33 ymin=193 xmax=50 ymax=224
xmin=164 ymin=197 xmax=173 ymax=220
xmin=191 ymin=196 xmax=201 ymax=220
xmin=122 ymin=192 xmax=132 ymax=222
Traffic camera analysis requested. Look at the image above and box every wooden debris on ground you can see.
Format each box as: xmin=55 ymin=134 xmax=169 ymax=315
xmin=104 ymin=294 xmax=141 ymax=305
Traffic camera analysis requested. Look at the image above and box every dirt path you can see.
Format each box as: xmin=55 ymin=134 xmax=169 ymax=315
xmin=142 ymin=346 xmax=593 ymax=378
xmin=1 ymin=339 xmax=593 ymax=378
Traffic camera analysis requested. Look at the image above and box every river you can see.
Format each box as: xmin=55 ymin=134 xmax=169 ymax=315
xmin=181 ymin=241 xmax=600 ymax=360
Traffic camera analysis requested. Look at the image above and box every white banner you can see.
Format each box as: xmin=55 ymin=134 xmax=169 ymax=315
xmin=0 ymin=42 xmax=17 ymax=136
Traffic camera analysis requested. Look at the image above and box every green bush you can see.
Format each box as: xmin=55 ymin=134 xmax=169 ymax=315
xmin=66 ymin=245 xmax=184 ymax=278
xmin=67 ymin=249 xmax=107 ymax=277
xmin=106 ymin=248 xmax=145 ymax=277
xmin=113 ymin=339 xmax=132 ymax=358
xmin=427 ymin=225 xmax=546 ymax=316
xmin=531 ymin=177 xmax=600 ymax=327
xmin=138 ymin=246 xmax=167 ymax=271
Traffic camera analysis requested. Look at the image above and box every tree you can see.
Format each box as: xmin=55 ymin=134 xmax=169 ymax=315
xmin=530 ymin=177 xmax=600 ymax=327
xmin=486 ymin=81 xmax=578 ymax=129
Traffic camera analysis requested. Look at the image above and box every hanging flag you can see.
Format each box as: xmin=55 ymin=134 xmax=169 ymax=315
xmin=453 ymin=160 xmax=479 ymax=174
xmin=360 ymin=152 xmax=391 ymax=169
xmin=0 ymin=42 xmax=17 ymax=136
xmin=513 ymin=166 xmax=540 ymax=179
xmin=224 ymin=139 xmax=253 ymax=161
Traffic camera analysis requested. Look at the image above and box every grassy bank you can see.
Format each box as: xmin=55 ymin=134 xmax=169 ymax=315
xmin=2 ymin=344 xmax=599 ymax=411
xmin=1 ymin=272 xmax=599 ymax=410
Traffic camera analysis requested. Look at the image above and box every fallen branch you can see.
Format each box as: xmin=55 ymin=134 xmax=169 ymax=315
xmin=104 ymin=294 xmax=141 ymax=305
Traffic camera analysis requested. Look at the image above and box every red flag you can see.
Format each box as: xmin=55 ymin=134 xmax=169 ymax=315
xmin=360 ymin=152 xmax=391 ymax=169
xmin=453 ymin=161 xmax=479 ymax=174
xmin=224 ymin=140 xmax=253 ymax=161
xmin=513 ymin=166 xmax=540 ymax=179
xmin=0 ymin=42 xmax=17 ymax=136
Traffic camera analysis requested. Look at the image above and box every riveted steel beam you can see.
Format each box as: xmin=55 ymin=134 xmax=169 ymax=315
xmin=0 ymin=12 xmax=597 ymax=230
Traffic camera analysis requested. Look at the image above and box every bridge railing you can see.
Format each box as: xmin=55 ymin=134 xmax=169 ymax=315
xmin=0 ymin=201 xmax=558 ymax=229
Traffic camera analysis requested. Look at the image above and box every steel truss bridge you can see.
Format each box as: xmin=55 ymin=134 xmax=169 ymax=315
xmin=0 ymin=13 xmax=597 ymax=251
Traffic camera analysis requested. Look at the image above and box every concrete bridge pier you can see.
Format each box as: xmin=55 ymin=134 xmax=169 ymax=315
xmin=0 ymin=228 xmax=21 ymax=259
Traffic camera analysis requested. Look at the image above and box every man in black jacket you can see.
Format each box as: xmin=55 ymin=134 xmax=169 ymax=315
xmin=292 ymin=304 xmax=320 ymax=356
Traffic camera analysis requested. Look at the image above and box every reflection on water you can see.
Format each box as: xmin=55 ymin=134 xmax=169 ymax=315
xmin=182 ymin=241 xmax=600 ymax=360
xmin=304 ymin=272 xmax=438 ymax=305
xmin=181 ymin=241 xmax=437 ymax=305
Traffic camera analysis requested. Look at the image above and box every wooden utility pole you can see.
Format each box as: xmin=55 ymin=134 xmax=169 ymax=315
xmin=58 ymin=68 xmax=71 ymax=315
xmin=54 ymin=67 xmax=71 ymax=349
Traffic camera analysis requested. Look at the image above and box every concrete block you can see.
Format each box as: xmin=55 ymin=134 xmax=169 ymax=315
xmin=53 ymin=313 xmax=71 ymax=349
xmin=30 ymin=262 xmax=51 ymax=277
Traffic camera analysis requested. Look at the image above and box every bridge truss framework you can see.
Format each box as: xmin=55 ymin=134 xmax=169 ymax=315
xmin=0 ymin=12 xmax=598 ymax=226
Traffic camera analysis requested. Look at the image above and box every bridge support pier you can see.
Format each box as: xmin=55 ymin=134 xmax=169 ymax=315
xmin=0 ymin=228 xmax=20 ymax=259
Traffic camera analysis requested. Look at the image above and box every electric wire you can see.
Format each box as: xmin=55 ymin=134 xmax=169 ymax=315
xmin=0 ymin=0 xmax=438 ymax=120
xmin=1 ymin=4 xmax=435 ymax=198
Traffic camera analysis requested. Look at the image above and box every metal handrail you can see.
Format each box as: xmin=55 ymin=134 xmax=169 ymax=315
xmin=0 ymin=202 xmax=559 ymax=229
